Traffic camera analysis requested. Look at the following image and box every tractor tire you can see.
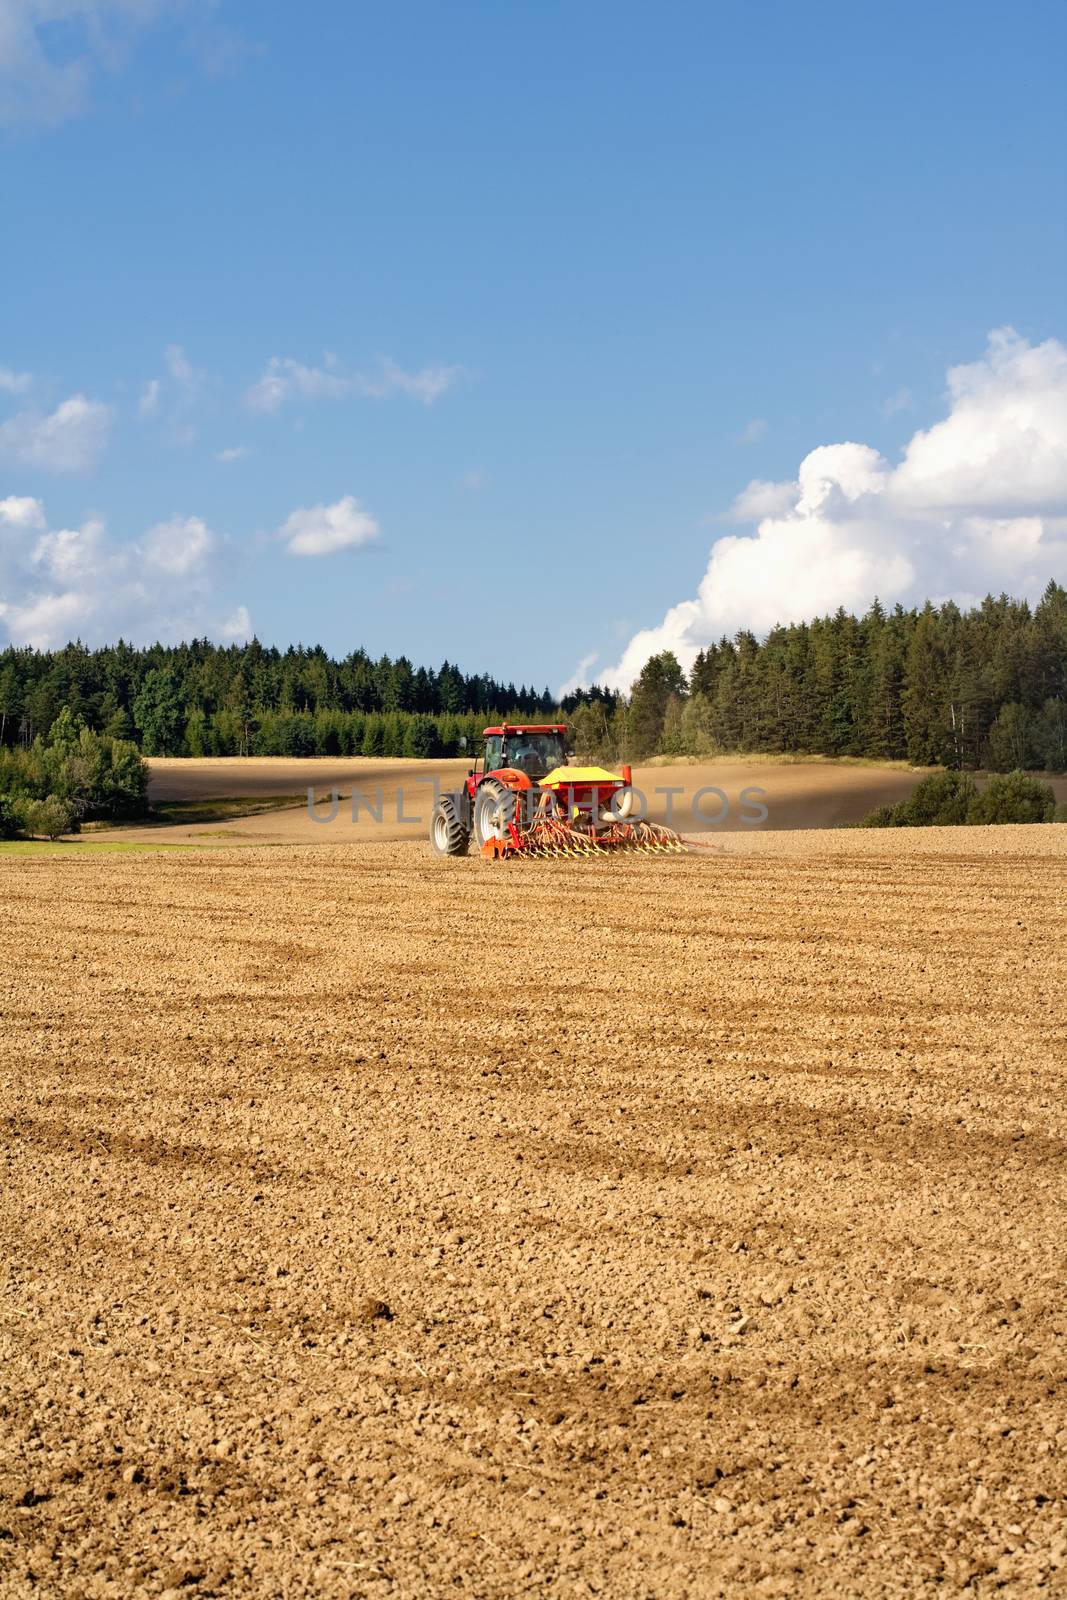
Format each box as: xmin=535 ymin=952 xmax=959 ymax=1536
xmin=429 ymin=793 xmax=470 ymax=857
xmin=473 ymin=777 xmax=514 ymax=850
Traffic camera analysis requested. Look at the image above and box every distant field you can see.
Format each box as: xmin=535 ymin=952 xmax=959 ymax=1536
xmin=92 ymin=755 xmax=966 ymax=846
xmin=2 ymin=825 xmax=1064 ymax=1595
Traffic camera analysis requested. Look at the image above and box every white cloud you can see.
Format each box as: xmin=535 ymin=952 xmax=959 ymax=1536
xmin=216 ymin=445 xmax=250 ymax=463
xmin=564 ymin=329 xmax=1067 ymax=694
xmin=892 ymin=327 xmax=1067 ymax=514
xmin=245 ymin=353 xmax=462 ymax=412
xmin=246 ymin=355 xmax=350 ymax=413
xmin=0 ymin=394 xmax=114 ymax=472
xmin=221 ymin=604 xmax=252 ymax=641
xmin=281 ymin=495 xmax=380 ymax=557
xmin=32 ymin=516 xmax=108 ymax=584
xmin=736 ymin=417 xmax=767 ymax=445
xmin=729 ymin=478 xmax=799 ymax=521
xmin=0 ymin=495 xmax=47 ymax=531
xmin=557 ymin=651 xmax=600 ymax=700
xmin=141 ymin=514 xmax=214 ymax=576
xmin=0 ymin=366 xmax=33 ymax=395
xmin=0 ymin=2 xmax=235 ymax=128
xmin=357 ymin=357 xmax=461 ymax=406
xmin=0 ymin=494 xmax=248 ymax=649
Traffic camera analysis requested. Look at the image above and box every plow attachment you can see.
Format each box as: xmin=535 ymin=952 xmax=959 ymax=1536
xmin=480 ymin=814 xmax=687 ymax=860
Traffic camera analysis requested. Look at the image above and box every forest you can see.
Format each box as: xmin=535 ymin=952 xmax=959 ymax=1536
xmin=0 ymin=582 xmax=1064 ymax=771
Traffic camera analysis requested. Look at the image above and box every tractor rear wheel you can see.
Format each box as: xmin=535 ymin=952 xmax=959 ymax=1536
xmin=473 ymin=777 xmax=514 ymax=850
xmin=429 ymin=793 xmax=470 ymax=856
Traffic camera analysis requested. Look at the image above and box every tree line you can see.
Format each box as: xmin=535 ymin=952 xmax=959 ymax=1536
xmin=569 ymin=583 xmax=1067 ymax=772
xmin=0 ymin=640 xmax=556 ymax=759
xmin=0 ymin=583 xmax=1064 ymax=770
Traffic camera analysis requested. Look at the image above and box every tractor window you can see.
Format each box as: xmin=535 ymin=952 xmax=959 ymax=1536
xmin=483 ymin=735 xmax=503 ymax=771
xmin=502 ymin=733 xmax=567 ymax=775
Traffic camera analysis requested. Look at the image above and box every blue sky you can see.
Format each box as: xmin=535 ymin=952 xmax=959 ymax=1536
xmin=1 ymin=0 xmax=1065 ymax=690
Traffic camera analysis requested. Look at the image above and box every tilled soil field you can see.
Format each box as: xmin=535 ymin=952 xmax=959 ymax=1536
xmin=112 ymin=757 xmax=959 ymax=845
xmin=1 ymin=827 xmax=1065 ymax=1598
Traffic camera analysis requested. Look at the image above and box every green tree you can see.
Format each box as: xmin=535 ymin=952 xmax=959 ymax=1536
xmin=404 ymin=716 xmax=440 ymax=758
xmin=0 ymin=796 xmax=23 ymax=838
xmin=902 ymin=604 xmax=950 ymax=764
xmin=0 ymin=662 xmax=22 ymax=746
xmin=628 ymin=652 xmax=686 ymax=757
xmin=985 ymin=703 xmax=1034 ymax=772
xmin=361 ymin=714 xmax=385 ymax=756
xmin=21 ymin=794 xmax=78 ymax=840
xmin=133 ymin=669 xmax=183 ymax=756
xmin=1032 ymin=698 xmax=1067 ymax=772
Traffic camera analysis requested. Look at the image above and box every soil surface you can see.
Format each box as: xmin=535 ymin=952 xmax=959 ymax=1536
xmin=1 ymin=826 xmax=1065 ymax=1597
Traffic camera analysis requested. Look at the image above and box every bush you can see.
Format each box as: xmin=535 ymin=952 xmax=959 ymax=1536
xmin=21 ymin=794 xmax=78 ymax=840
xmin=861 ymin=767 xmax=1059 ymax=827
xmin=966 ymin=770 xmax=1056 ymax=825
xmin=857 ymin=803 xmax=901 ymax=829
xmin=902 ymin=770 xmax=978 ymax=825
xmin=860 ymin=769 xmax=977 ymax=828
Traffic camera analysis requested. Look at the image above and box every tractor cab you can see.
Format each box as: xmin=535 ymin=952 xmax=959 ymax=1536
xmin=478 ymin=723 xmax=569 ymax=782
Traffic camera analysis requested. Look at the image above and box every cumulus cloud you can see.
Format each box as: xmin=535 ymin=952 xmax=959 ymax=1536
xmin=141 ymin=514 xmax=214 ymax=576
xmin=0 ymin=495 xmax=47 ymax=532
xmin=245 ymin=353 xmax=462 ymax=413
xmin=729 ymin=478 xmax=799 ymax=522
xmin=0 ymin=394 xmax=114 ymax=473
xmin=0 ymin=495 xmax=248 ymax=649
xmin=281 ymin=495 xmax=380 ymax=557
xmin=216 ymin=445 xmax=250 ymax=463
xmin=735 ymin=417 xmax=767 ymax=445
xmin=562 ymin=329 xmax=1067 ymax=695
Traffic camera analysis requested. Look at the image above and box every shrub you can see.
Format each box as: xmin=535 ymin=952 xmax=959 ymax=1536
xmin=21 ymin=794 xmax=78 ymax=840
xmin=901 ymin=770 xmax=978 ymax=825
xmin=1055 ymin=802 xmax=1067 ymax=823
xmin=861 ymin=769 xmax=978 ymax=828
xmin=857 ymin=803 xmax=901 ymax=829
xmin=966 ymin=770 xmax=1056 ymax=825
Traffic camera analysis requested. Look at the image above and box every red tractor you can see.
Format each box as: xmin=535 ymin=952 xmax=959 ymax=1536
xmin=429 ymin=723 xmax=682 ymax=859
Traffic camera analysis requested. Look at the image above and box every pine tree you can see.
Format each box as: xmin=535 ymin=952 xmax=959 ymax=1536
xmin=902 ymin=604 xmax=951 ymax=765
xmin=628 ymin=652 xmax=686 ymax=757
